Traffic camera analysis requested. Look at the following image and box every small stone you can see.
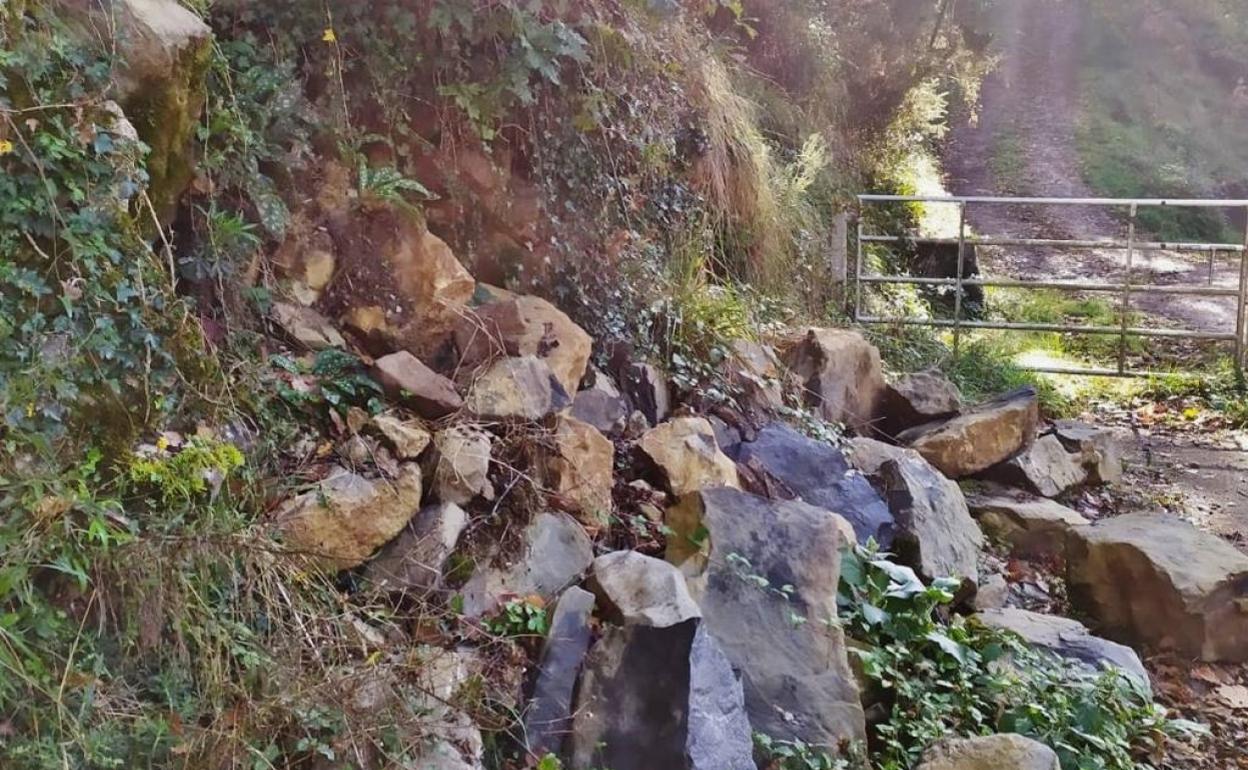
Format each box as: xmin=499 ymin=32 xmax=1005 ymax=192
xmin=589 ymin=550 xmax=702 ymax=628
xmin=638 ymin=417 xmax=740 ymax=498
xmin=974 ymin=573 xmax=1009 ymax=611
xmin=373 ymin=351 xmax=463 ymax=419
xmin=371 ymin=414 xmax=432 ymax=459
xmin=464 ymin=355 xmax=571 ymax=422
xmin=431 ymin=425 xmax=494 ymax=506
xmin=271 ymin=302 xmax=346 ymax=350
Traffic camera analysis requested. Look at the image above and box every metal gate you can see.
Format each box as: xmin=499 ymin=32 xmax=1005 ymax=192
xmin=852 ymin=195 xmax=1248 ymax=377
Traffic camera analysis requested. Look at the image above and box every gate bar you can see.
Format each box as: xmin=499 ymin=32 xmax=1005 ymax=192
xmin=856 ymin=275 xmax=1241 ymax=297
xmin=860 ymin=234 xmax=1244 ymax=253
xmin=1118 ymin=204 xmax=1138 ymax=374
xmin=853 ymin=315 xmax=1238 ymax=341
xmin=1237 ymin=205 xmax=1248 ymax=368
xmin=859 ymin=194 xmax=1248 ymax=207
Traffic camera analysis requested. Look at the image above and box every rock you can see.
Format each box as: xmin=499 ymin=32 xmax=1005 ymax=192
xmin=974 ymin=573 xmax=1009 ymax=611
xmin=274 ymin=464 xmax=423 ymax=570
xmin=873 ymin=449 xmax=983 ymax=583
xmin=364 ymin=502 xmax=468 ymax=593
xmin=371 ymin=414 xmax=432 ymax=460
xmin=733 ymin=425 xmax=893 ymax=546
xmin=408 ymin=647 xmax=489 ymax=769
xmin=455 ymin=295 xmax=592 ymax=396
xmin=667 ymin=487 xmax=867 ymax=746
xmin=570 ymin=368 xmax=629 ymax=435
xmin=568 ymin=620 xmax=754 ymax=770
xmin=390 ymin=222 xmax=476 ymax=360
xmin=525 ymin=586 xmax=595 ymax=756
xmin=706 ymin=415 xmax=743 ymax=456
xmin=271 ymin=302 xmax=346 ymax=350
xmin=727 ymin=339 xmax=785 ymax=412
xmin=967 ymin=492 xmax=1089 ymax=559
xmin=464 ymin=355 xmax=571 ymax=421
xmin=898 ymin=387 xmax=1040 ymax=478
xmin=976 ymin=608 xmax=1150 ymax=690
xmin=459 ymin=512 xmax=593 ymax=618
xmin=373 ymin=351 xmax=463 ymax=419
xmin=431 ymin=426 xmax=494 ymax=505
xmin=1053 ymin=420 xmax=1123 ymax=484
xmin=1067 ymin=512 xmax=1248 ymax=662
xmin=638 ymin=417 xmax=740 ymax=498
xmin=543 ymin=415 xmax=614 ymax=527
xmin=983 ymin=434 xmax=1086 ymax=498
xmin=879 ymin=370 xmax=963 ymax=437
xmin=589 ymin=551 xmax=702 ymax=628
xmin=916 ymin=734 xmax=1059 ymax=770
xmin=621 ymin=362 xmax=672 ymax=426
xmin=781 ymin=327 xmax=886 ymax=434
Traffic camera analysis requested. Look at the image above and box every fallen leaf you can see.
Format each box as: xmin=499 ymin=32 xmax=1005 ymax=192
xmin=1215 ymin=684 xmax=1248 ymax=710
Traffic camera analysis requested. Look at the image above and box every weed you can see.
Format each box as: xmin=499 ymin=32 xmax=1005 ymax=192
xmin=485 ymin=598 xmax=550 ymax=639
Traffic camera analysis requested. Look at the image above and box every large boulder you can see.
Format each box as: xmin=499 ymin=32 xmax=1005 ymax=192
xmin=524 ymin=586 xmax=595 ymax=757
xmin=976 ymin=608 xmax=1150 ymax=691
xmin=274 ymin=464 xmax=423 ymax=570
xmin=966 ymin=492 xmax=1089 ymax=559
xmin=734 ymin=425 xmax=894 ymax=545
xmin=430 ymin=425 xmax=494 ymax=505
xmin=916 ymin=734 xmax=1059 ymax=770
xmin=1067 ymin=512 xmax=1248 ymax=662
xmin=982 ymin=434 xmax=1086 ymax=498
xmin=373 ymin=351 xmax=463 ymax=419
xmin=898 ymin=387 xmax=1040 ymax=478
xmin=781 ymin=327 xmax=886 ymax=433
xmin=542 ymin=415 xmax=614 ymax=527
xmin=455 ymin=295 xmax=592 ymax=396
xmin=667 ymin=487 xmax=867 ymax=746
xmin=1052 ymin=420 xmax=1123 ymax=484
xmin=879 ymin=370 xmax=963 ymax=438
xmin=850 ymin=439 xmax=981 ymax=582
xmin=459 ymin=512 xmax=593 ymax=618
xmin=364 ymin=502 xmax=468 ymax=593
xmin=463 ymin=355 xmax=571 ymax=421
xmin=589 ymin=551 xmax=702 ymax=628
xmin=638 ymin=417 xmax=740 ymax=498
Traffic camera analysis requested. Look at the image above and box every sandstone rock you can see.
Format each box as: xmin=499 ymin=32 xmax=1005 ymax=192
xmin=734 ymin=425 xmax=893 ymax=545
xmin=373 ymin=351 xmax=463 ymax=418
xmin=371 ymin=414 xmax=432 ymax=460
xmin=916 ymin=734 xmax=1059 ymax=770
xmin=727 ymin=339 xmax=785 ymax=412
xmin=589 ymin=551 xmax=702 ymax=628
xmin=638 ymin=417 xmax=740 ymax=498
xmin=391 ymin=223 xmax=476 ymax=356
xmin=271 ymin=302 xmax=346 ymax=350
xmin=621 ymin=362 xmax=671 ymax=426
xmin=1067 ymin=512 xmax=1248 ymax=662
xmin=431 ymin=426 xmax=494 ymax=505
xmin=460 ymin=512 xmax=593 ymax=618
xmin=464 ymin=355 xmax=571 ymax=421
xmin=570 ymin=368 xmax=629 ymax=435
xmin=544 ymin=415 xmax=614 ymax=527
xmin=525 ymin=586 xmax=595 ymax=756
xmin=569 ymin=619 xmax=754 ymax=770
xmin=976 ymin=608 xmax=1150 ymax=690
xmin=667 ymin=487 xmax=867 ymax=746
xmin=364 ymin=502 xmax=468 ymax=593
xmin=455 ymin=295 xmax=592 ymax=396
xmin=274 ymin=464 xmax=422 ymax=570
xmin=983 ymin=434 xmax=1086 ymax=498
xmin=879 ymin=370 xmax=963 ymax=437
xmin=1053 ymin=420 xmax=1123 ymax=484
xmin=967 ymin=492 xmax=1089 ymax=559
xmin=782 ymin=327 xmax=886 ymax=433
xmin=974 ymin=573 xmax=1009 ymax=611
xmin=898 ymin=387 xmax=1040 ymax=478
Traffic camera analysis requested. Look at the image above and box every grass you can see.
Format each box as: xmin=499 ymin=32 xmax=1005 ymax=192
xmin=990 ymin=127 xmax=1027 ymax=193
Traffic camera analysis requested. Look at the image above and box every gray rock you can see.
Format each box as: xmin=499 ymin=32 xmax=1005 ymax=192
xmin=899 ymin=387 xmax=1040 ymax=478
xmin=525 ymin=587 xmax=595 ymax=756
xmin=271 ymin=302 xmax=346 ymax=350
xmin=983 ymin=434 xmax=1087 ymax=498
xmin=1067 ymin=512 xmax=1248 ymax=662
xmin=571 ymin=368 xmax=629 ymax=435
xmin=733 ymin=424 xmax=894 ymax=545
xmin=464 ymin=355 xmax=572 ymax=422
xmin=1053 ymin=420 xmax=1123 ymax=484
xmin=917 ymin=734 xmax=1059 ymax=770
xmin=668 ymin=487 xmax=867 ymax=746
xmin=365 ymin=502 xmax=468 ymax=593
xmin=976 ymin=607 xmax=1151 ymax=692
xmin=727 ymin=339 xmax=786 ymax=413
xmin=590 ymin=551 xmax=702 ymax=628
xmin=374 ymin=351 xmax=464 ymax=419
xmin=880 ymin=370 xmax=963 ymax=437
xmin=781 ymin=327 xmax=887 ymax=434
xmin=622 ymin=362 xmax=672 ymax=426
xmin=875 ymin=451 xmax=983 ymax=583
xmin=685 ymin=625 xmax=757 ymax=770
xmin=431 ymin=425 xmax=494 ymax=505
xmin=460 ymin=512 xmax=593 ymax=618
xmin=974 ymin=573 xmax=1009 ymax=611
xmin=967 ymin=492 xmax=1089 ymax=559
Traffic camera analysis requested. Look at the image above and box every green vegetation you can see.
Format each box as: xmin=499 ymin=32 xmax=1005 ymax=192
xmin=838 ymin=546 xmax=1203 ymax=770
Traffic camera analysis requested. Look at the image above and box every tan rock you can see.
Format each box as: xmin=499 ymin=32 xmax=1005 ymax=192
xmin=781 ymin=328 xmax=886 ymax=433
xmin=967 ymin=491 xmax=1089 ymax=559
xmin=464 ymin=356 xmax=572 ymax=422
xmin=917 ymin=734 xmax=1059 ymax=770
xmin=431 ymin=425 xmax=494 ymax=506
xmin=544 ymin=415 xmax=614 ymax=527
xmin=373 ymin=351 xmax=463 ymax=419
xmin=879 ymin=370 xmax=963 ymax=437
xmin=727 ymin=339 xmax=785 ymax=412
xmin=274 ymin=464 xmax=423 ymax=570
xmin=271 ymin=302 xmax=346 ymax=350
xmin=455 ymin=295 xmax=592 ymax=396
xmin=372 ymin=414 xmax=432 ymax=459
xmin=638 ymin=417 xmax=740 ymax=498
xmin=898 ymin=387 xmax=1040 ymax=478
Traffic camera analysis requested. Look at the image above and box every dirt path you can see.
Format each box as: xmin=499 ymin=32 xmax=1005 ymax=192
xmin=943 ymin=0 xmax=1242 ymax=335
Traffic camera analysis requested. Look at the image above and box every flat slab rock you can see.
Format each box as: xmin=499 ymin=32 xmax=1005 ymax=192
xmin=459 ymin=512 xmax=593 ymax=618
xmin=898 ymin=387 xmax=1040 ymax=479
xmin=967 ymin=491 xmax=1089 ymax=559
xmin=1067 ymin=512 xmax=1248 ymax=662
